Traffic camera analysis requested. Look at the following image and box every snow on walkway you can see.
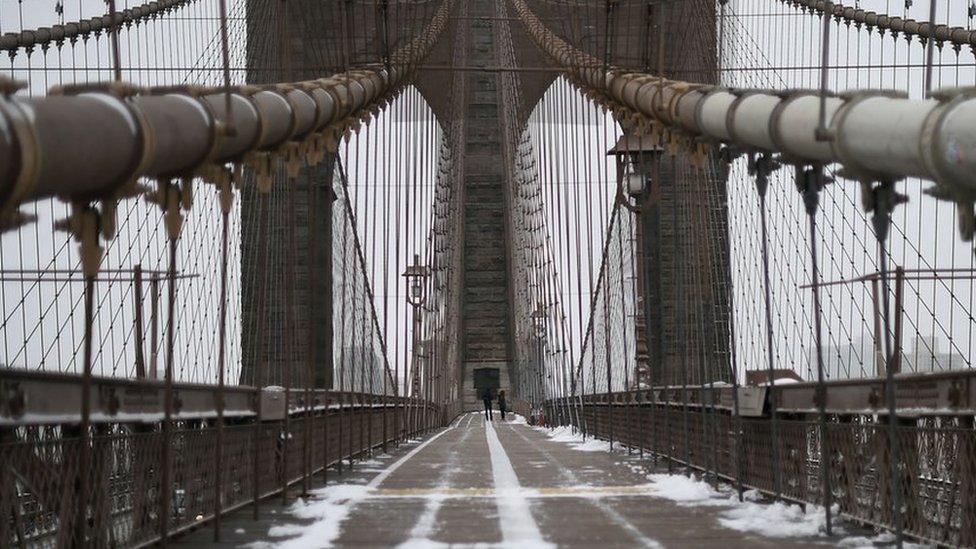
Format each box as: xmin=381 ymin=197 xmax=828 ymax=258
xmin=197 ymin=414 xmax=929 ymax=548
xmin=532 ymin=423 xmax=931 ymax=548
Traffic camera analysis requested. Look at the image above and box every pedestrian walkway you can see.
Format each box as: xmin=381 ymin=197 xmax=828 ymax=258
xmin=176 ymin=413 xmax=880 ymax=548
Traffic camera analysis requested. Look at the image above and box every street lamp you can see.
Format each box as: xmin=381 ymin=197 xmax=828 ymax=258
xmin=607 ymin=133 xmax=665 ymax=214
xmin=402 ymin=254 xmax=430 ymax=434
xmin=403 ymin=253 xmax=429 ymax=308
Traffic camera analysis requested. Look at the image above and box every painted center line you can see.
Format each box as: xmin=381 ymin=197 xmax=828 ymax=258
xmin=371 ymin=484 xmax=658 ymax=498
xmin=485 ymin=420 xmax=553 ymax=548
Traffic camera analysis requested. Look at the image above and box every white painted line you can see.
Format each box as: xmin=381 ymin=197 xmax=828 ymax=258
xmin=508 ymin=424 xmax=662 ymax=548
xmin=396 ymin=415 xmax=475 ymax=548
xmin=268 ymin=418 xmax=466 ymax=548
xmin=368 ymin=416 xmax=461 ymax=488
xmin=485 ymin=420 xmax=552 ymax=548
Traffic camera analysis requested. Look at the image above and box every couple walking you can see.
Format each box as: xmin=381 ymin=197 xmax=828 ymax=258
xmin=482 ymin=388 xmax=506 ymax=422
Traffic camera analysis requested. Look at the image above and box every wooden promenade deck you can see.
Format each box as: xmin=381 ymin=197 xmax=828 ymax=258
xmin=175 ymin=413 xmax=872 ymax=547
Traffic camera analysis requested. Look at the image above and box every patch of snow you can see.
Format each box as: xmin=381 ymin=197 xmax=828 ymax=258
xmin=542 ymin=426 xmax=579 ymax=443
xmin=234 ymin=528 xmax=246 ymax=534
xmin=266 ymin=423 xmax=459 ymax=547
xmin=266 ymin=485 xmax=369 ymax=547
xmin=645 ymin=473 xmax=727 ymax=506
xmin=717 ymin=499 xmax=828 ymax=538
xmin=838 ymin=532 xmax=931 ymax=549
xmin=645 ymin=474 xmax=841 ymax=538
xmin=535 ymin=425 xmax=635 ymax=454
xmin=570 ymin=438 xmax=613 ymax=452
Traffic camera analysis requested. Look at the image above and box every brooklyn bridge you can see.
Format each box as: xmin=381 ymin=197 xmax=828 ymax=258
xmin=0 ymin=0 xmax=975 ymax=546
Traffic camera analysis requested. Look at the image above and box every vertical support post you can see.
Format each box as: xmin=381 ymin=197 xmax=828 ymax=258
xmin=871 ymin=278 xmax=885 ymax=377
xmin=150 ymin=276 xmax=160 ymax=380
xmin=870 ymin=180 xmax=905 ymax=548
xmin=636 ymin=165 xmax=651 ymax=455
xmin=160 ymin=181 xmax=183 ymax=546
xmin=673 ymin=158 xmax=691 ymax=474
xmin=798 ymin=165 xmax=831 ymax=536
xmin=303 ymin=173 xmax=317 ymax=497
xmin=134 ymin=264 xmax=146 ymax=378
xmin=75 ymin=258 xmax=96 ymax=545
xmin=924 ymin=0 xmax=938 ymax=94
xmin=893 ymin=268 xmax=904 ymax=375
xmin=753 ymin=154 xmax=782 ymax=499
xmin=813 ymin=4 xmax=834 ymax=533
xmin=323 ymin=178 xmax=337 ymax=482
xmin=213 ymin=0 xmax=234 ymax=523
xmin=603 ymin=236 xmax=615 ymax=451
xmin=252 ymin=181 xmax=272 ymax=521
xmin=213 ymin=171 xmax=232 ymax=541
xmin=280 ymin=0 xmax=294 ymax=506
xmin=107 ymin=0 xmax=122 ymax=82
xmin=282 ymin=180 xmax=297 ymax=506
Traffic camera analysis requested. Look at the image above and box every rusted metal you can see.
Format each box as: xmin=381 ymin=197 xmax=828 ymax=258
xmin=752 ymin=155 xmax=782 ymax=499
xmin=74 ymin=271 xmax=96 ymax=546
xmin=561 ymin=385 xmax=976 ymax=546
xmin=160 ymin=213 xmax=178 ymax=546
xmin=252 ymin=189 xmax=271 ymax=521
xmin=803 ymin=166 xmax=832 ymax=536
xmin=0 ymin=385 xmax=432 ymax=547
xmin=150 ymin=275 xmax=161 ymax=380
xmin=213 ymin=169 xmax=233 ymax=541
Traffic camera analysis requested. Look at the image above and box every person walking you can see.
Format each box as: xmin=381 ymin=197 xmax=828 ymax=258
xmin=482 ymin=387 xmax=494 ymax=422
xmin=497 ymin=390 xmax=507 ymax=421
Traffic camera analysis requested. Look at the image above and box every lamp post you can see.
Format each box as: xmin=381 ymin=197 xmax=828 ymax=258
xmin=608 ymin=133 xmax=666 ymax=457
xmin=607 ymin=134 xmax=663 ymax=390
xmin=530 ymin=302 xmax=547 ymax=422
xmin=402 ymin=253 xmax=429 ymax=437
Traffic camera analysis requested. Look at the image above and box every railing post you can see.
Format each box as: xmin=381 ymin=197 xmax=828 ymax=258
xmin=159 ymin=180 xmax=186 ymax=546
xmin=869 ymin=179 xmax=907 ymax=547
xmin=69 ymin=203 xmax=101 ymax=546
xmin=871 ymin=278 xmax=885 ymax=377
xmin=303 ymin=172 xmax=318 ymax=496
xmin=322 ymin=175 xmax=336 ymax=483
xmin=751 ymin=153 xmax=782 ymax=498
xmin=150 ymin=274 xmax=160 ymax=380
xmin=797 ymin=165 xmax=832 ymax=536
xmin=252 ymin=179 xmax=273 ymax=521
xmin=213 ymin=169 xmax=233 ymax=541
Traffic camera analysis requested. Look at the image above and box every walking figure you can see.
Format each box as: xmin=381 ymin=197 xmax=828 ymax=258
xmin=482 ymin=387 xmax=494 ymax=421
xmin=498 ymin=390 xmax=507 ymax=421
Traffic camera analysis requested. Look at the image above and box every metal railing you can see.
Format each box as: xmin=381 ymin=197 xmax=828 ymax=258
xmin=544 ymin=368 xmax=976 ymax=547
xmin=0 ymin=369 xmax=456 ymax=547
